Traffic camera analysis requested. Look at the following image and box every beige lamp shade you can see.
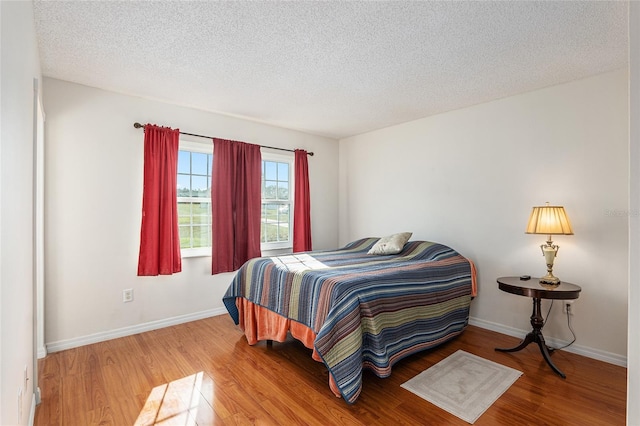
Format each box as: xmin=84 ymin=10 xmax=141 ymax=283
xmin=525 ymin=205 xmax=574 ymax=235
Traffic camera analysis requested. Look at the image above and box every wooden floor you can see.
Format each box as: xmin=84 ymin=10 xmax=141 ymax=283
xmin=35 ymin=315 xmax=626 ymax=425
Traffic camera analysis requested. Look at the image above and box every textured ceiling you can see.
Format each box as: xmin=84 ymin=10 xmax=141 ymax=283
xmin=32 ymin=1 xmax=628 ymax=139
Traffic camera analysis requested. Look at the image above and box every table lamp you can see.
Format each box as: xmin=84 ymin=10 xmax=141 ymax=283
xmin=525 ymin=202 xmax=574 ymax=285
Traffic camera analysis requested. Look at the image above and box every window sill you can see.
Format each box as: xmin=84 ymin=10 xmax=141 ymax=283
xmin=181 ymin=247 xmax=294 ymax=259
xmin=181 ymin=248 xmax=211 ymax=258
xmin=261 ymin=247 xmax=293 ymax=257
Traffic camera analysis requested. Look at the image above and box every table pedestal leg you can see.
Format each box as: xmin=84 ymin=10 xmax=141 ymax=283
xmin=495 ymin=297 xmax=566 ymax=378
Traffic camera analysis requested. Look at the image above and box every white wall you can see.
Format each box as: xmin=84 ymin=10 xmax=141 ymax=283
xmin=339 ymin=69 xmax=629 ymax=362
xmin=0 ymin=1 xmax=41 ymax=424
xmin=628 ymin=3 xmax=639 ymax=424
xmin=42 ymin=78 xmax=339 ymax=348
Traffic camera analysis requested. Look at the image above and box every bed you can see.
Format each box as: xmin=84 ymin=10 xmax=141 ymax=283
xmin=222 ymin=237 xmax=477 ymax=403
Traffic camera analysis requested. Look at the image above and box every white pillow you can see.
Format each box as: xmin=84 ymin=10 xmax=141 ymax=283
xmin=367 ymin=232 xmax=412 ymax=255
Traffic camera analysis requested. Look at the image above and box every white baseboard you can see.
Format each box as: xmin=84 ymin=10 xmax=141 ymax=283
xmin=45 ymin=308 xmax=227 ymax=353
xmin=37 ymin=345 xmax=47 ymax=359
xmin=469 ymin=316 xmax=627 ymax=368
xmin=43 ymin=309 xmax=626 ymax=368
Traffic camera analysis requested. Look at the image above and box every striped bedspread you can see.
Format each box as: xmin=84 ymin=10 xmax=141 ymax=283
xmin=222 ymin=238 xmax=474 ymax=403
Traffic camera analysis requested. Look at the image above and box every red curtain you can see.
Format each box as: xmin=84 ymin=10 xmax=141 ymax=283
xmin=293 ymin=149 xmax=312 ymax=252
xmin=211 ymin=138 xmax=262 ymax=274
xmin=137 ymin=124 xmax=182 ymax=276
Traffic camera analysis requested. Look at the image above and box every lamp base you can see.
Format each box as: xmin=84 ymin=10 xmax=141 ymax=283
xmin=540 ymin=244 xmax=561 ymax=286
xmin=539 ymin=274 xmax=560 ymax=286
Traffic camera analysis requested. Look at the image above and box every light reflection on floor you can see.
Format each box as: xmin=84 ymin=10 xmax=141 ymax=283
xmin=135 ymin=372 xmax=213 ymax=425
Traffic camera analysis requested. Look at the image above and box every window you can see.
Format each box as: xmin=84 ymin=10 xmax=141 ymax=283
xmin=176 ymin=143 xmax=293 ymax=257
xmin=261 ymin=153 xmax=294 ymax=250
xmin=177 ymin=141 xmax=212 ymax=257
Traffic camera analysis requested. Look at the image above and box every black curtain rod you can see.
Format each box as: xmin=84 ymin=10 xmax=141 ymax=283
xmin=133 ymin=122 xmax=314 ymax=156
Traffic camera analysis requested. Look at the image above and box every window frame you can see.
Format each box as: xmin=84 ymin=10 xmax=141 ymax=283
xmin=177 ymin=140 xmax=213 ymax=258
xmin=260 ymin=150 xmax=295 ymax=252
xmin=176 ymin=143 xmax=296 ymax=258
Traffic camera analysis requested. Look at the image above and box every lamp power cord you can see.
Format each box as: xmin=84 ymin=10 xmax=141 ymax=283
xmin=541 ymin=300 xmax=577 ymax=350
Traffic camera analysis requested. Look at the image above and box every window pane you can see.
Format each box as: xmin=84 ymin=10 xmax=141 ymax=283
xmin=191 ymin=176 xmax=209 ymax=197
xmin=192 ymin=214 xmax=209 ymax=225
xmin=264 ymin=181 xmax=277 ymax=199
xmin=278 ymin=204 xmax=289 ymax=220
xmin=177 ymin=202 xmax=192 ymax=217
xmin=278 ymin=220 xmax=289 ymax=240
xmin=264 ymin=161 xmax=277 ymax=180
xmin=277 ymin=181 xmax=289 ymax=200
xmin=192 ymin=202 xmax=210 ymax=216
xmin=178 ymin=202 xmax=191 ymax=226
xmin=179 ymin=226 xmax=192 ymax=248
xmin=191 ymin=225 xmax=211 ymax=248
xmin=192 ymin=152 xmax=208 ymax=176
xmin=278 ymin=162 xmax=289 ymax=180
xmin=263 ymin=223 xmax=279 ymax=242
xmin=264 ymin=203 xmax=278 ymax=222
xmin=177 ymin=175 xmax=191 ymax=197
xmin=178 ymin=151 xmax=191 ymax=174
xmin=260 ymin=204 xmax=266 ymax=243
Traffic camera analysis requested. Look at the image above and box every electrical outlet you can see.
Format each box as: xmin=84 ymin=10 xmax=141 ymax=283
xmin=563 ymin=300 xmax=575 ymax=315
xmin=123 ymin=289 xmax=133 ymax=303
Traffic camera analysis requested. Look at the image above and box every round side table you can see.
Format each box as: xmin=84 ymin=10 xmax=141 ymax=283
xmin=495 ymin=276 xmax=581 ymax=378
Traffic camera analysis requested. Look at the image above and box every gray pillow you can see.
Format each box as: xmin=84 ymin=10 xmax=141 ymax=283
xmin=367 ymin=232 xmax=412 ymax=255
